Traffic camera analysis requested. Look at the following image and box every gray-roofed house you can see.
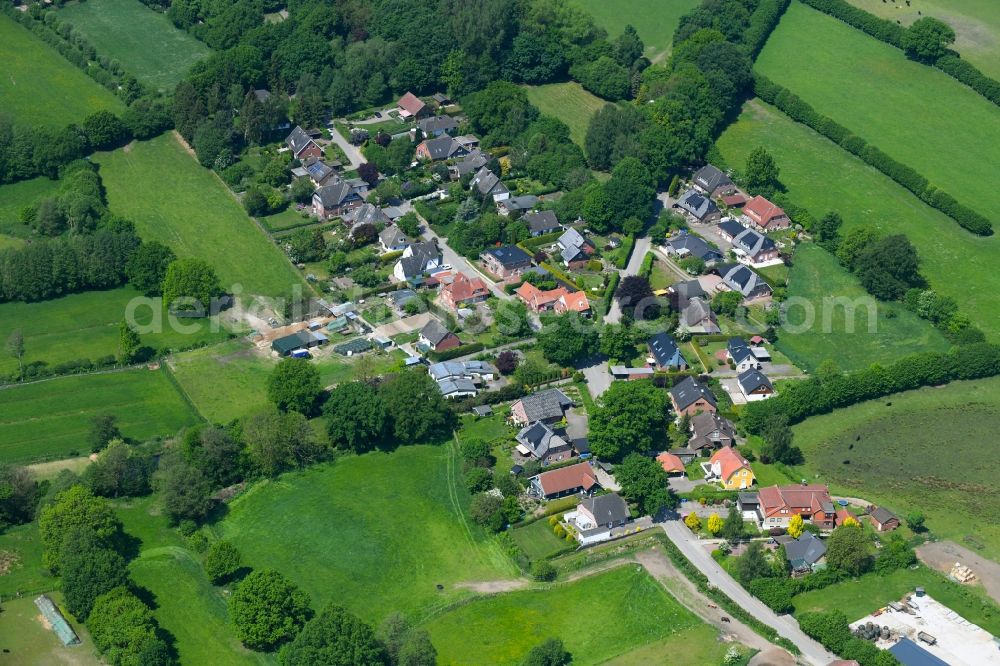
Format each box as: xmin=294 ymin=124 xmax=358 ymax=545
xmin=510 ymin=388 xmax=572 ymax=426
xmin=481 ymin=245 xmax=532 ymax=279
xmin=415 ymin=135 xmax=472 ymax=161
xmin=345 ymin=202 xmax=391 ymax=230
xmin=379 ymin=226 xmax=410 ymax=254
xmin=737 ymin=368 xmax=775 ymax=402
xmin=438 ymin=378 xmax=478 ymax=399
xmin=393 ymin=240 xmax=443 ymax=281
xmin=427 ymin=360 xmax=496 ymax=383
xmin=648 ymin=332 xmax=688 ymax=371
xmin=688 ymin=412 xmax=737 ymax=452
xmin=692 ymin=164 xmax=733 ymax=196
xmin=665 ymin=231 xmax=723 ymax=264
xmin=418 ymin=320 xmax=461 ymax=352
xmin=716 ymin=263 xmax=772 ymax=301
xmin=673 ymin=189 xmax=721 ymax=223
xmin=472 ymin=404 xmax=493 ymax=417
xmin=557 ymin=227 xmax=595 ymax=268
xmin=782 ymin=532 xmax=827 ymax=573
xmin=498 ymin=195 xmax=540 ymax=217
xmin=680 ymin=296 xmax=720 ymax=334
xmin=727 ymin=337 xmax=762 ymax=373
xmin=298 ymin=156 xmax=338 ymax=186
xmin=417 ymin=115 xmax=459 ymax=137
xmin=312 ymin=180 xmax=364 ymax=219
xmin=285 ymin=125 xmax=323 ymax=160
xmin=449 ymin=151 xmax=489 ymax=180
xmin=522 ymin=210 xmax=561 ymax=236
xmin=470 ymin=166 xmax=510 ymax=202
xmin=730 ymin=227 xmax=780 ymax=266
xmin=717 ymin=219 xmax=746 ymax=241
xmin=670 ymin=376 xmax=717 ymax=416
xmin=869 ymin=506 xmax=900 ymax=532
xmin=568 ymin=493 xmax=630 ymax=545
xmin=516 ymin=421 xmax=572 ymax=464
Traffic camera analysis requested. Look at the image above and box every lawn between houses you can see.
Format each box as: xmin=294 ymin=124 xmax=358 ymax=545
xmin=0 ymin=13 xmax=124 ymax=127
xmin=716 ymin=99 xmax=1000 ymax=341
xmin=757 ymin=2 xmax=1000 ymax=218
xmin=792 ymin=375 xmax=1000 ymax=558
xmin=523 ymin=82 xmax=608 ymax=147
xmin=58 ymin=0 xmax=210 ymax=90
xmin=570 ymin=0 xmax=702 ymax=63
xmin=94 ymin=133 xmax=308 ymax=299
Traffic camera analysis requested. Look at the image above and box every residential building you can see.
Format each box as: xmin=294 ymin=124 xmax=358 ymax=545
xmin=648 ymin=332 xmax=688 ymax=371
xmin=669 ymin=279 xmax=707 ymax=311
xmin=528 ymin=461 xmax=599 ymax=499
xmin=523 ymin=210 xmax=561 ymax=236
xmin=428 ymin=360 xmax=496 ymax=383
xmin=665 ymin=231 xmax=723 ymax=264
xmin=717 ymin=219 xmax=747 ymax=241
xmin=555 ymin=290 xmax=591 ymax=315
xmin=557 ymin=228 xmax=595 ymax=268
xmin=692 ymin=164 xmax=733 ymax=196
xmin=345 ymin=202 xmax=391 ymax=230
xmin=481 ymin=245 xmax=532 ymax=279
xmin=285 ymin=126 xmax=323 ymax=160
xmin=497 ymin=195 xmax=539 ymax=217
xmin=780 ymin=532 xmax=827 ymax=573
xmin=515 ymin=282 xmax=590 ymax=315
xmin=393 ymin=241 xmax=443 ymax=281
xmin=869 ymin=506 xmax=900 ymax=532
xmin=515 ymin=421 xmax=572 ymax=464
xmin=738 ymin=492 xmax=760 ymax=522
xmin=742 ymin=196 xmax=790 ymax=231
xmin=680 ymin=297 xmax=720 ymax=334
xmin=705 ymin=446 xmax=754 ymax=489
xmin=397 ymin=92 xmax=429 ymax=120
xmin=449 ymin=151 xmax=489 ymax=180
xmin=566 ymin=493 xmax=630 ymax=545
xmin=470 ymin=167 xmax=510 ymax=202
xmin=438 ymin=378 xmax=478 ymax=399
xmin=715 ymin=263 xmax=772 ymax=300
xmin=657 ymin=452 xmax=686 ymax=475
xmin=670 ymin=376 xmax=717 ymax=416
xmin=673 ymin=189 xmax=721 ymax=223
xmin=737 ymin=368 xmax=775 ymax=402
xmin=688 ymin=412 xmax=737 ymax=452
xmin=756 ymin=484 xmax=848 ymax=530
xmin=730 ymin=227 xmax=780 ymax=266
xmin=439 ymin=273 xmax=490 ymax=310
xmin=379 ymin=226 xmax=410 ymax=254
xmin=312 ymin=180 xmax=364 ymax=219
xmin=415 ymin=135 xmax=473 ymax=161
xmin=510 ymin=388 xmax=572 ymax=426
xmin=417 ymin=115 xmax=459 ymax=137
xmin=418 ymin=320 xmax=461 ymax=352
xmin=294 ymin=156 xmax=338 ymax=186
xmin=727 ymin=337 xmax=762 ymax=373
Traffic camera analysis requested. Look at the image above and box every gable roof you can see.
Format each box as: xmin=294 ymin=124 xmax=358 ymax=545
xmin=451 ymin=151 xmax=489 ymax=178
xmin=503 ymin=195 xmax=539 ymax=213
xmin=670 ymin=376 xmax=717 ymax=411
xmin=732 ymin=227 xmax=776 ymax=257
xmin=314 ymin=180 xmax=356 ymax=208
xmin=727 ymin=337 xmax=755 ymax=365
xmin=675 ymin=189 xmax=720 ymax=220
xmin=286 ymin=126 xmax=318 ymax=156
xmin=380 ymin=225 xmax=408 ymax=248
xmin=347 ymin=202 xmax=391 ymax=228
xmin=743 ymin=196 xmax=787 ymax=227
xmin=559 ymin=291 xmax=590 ymax=313
xmin=689 ymin=412 xmax=736 ymax=449
xmin=667 ymin=231 xmax=721 ymax=262
xmin=737 ymin=368 xmax=773 ymax=394
xmin=870 ymin=506 xmax=898 ymax=525
xmin=419 ymin=136 xmax=460 ymax=160
xmin=671 ymin=279 xmax=706 ymax=302
xmin=784 ymin=531 xmax=827 ymax=568
xmin=420 ymin=320 xmax=454 ymax=346
xmin=649 ymin=332 xmax=686 ymax=369
xmin=717 ymin=263 xmax=772 ymax=298
xmin=682 ymin=297 xmax=715 ymax=327
xmin=557 ymin=227 xmax=591 ymax=263
xmin=472 ymin=167 xmax=508 ymax=197
xmin=889 ymin=638 xmax=949 ymax=666
xmin=515 ymin=388 xmax=572 ymax=422
xmin=718 ymin=219 xmax=745 ymax=239
xmin=692 ymin=164 xmax=732 ymax=193
xmin=710 ymin=446 xmax=751 ymax=481
xmin=418 ymin=115 xmax=459 ymax=134
xmin=523 ymin=210 xmax=560 ymax=234
xmin=656 ymin=452 xmax=686 ymax=473
xmin=483 ymin=245 xmax=531 ymax=268
xmin=580 ymin=493 xmax=629 ymax=524
xmin=438 ymin=377 xmax=477 ymax=396
xmin=534 ymin=461 xmax=598 ymax=496
xmin=303 ymin=156 xmax=335 ymax=183
xmin=443 ymin=273 xmax=489 ymax=303
xmin=516 ymin=421 xmax=569 ymax=458
xmin=758 ymin=484 xmax=834 ymax=519
xmin=516 ymin=281 xmax=565 ymax=309
xmin=397 ymin=92 xmax=426 ymax=117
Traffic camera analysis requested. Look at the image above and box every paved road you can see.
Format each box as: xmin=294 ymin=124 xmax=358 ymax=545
xmin=414 ymin=215 xmax=511 ymax=302
xmin=605 ymin=234 xmax=652 ymax=324
xmin=660 ymin=520 xmax=838 ymax=666
xmin=326 ymin=124 xmax=366 ymax=170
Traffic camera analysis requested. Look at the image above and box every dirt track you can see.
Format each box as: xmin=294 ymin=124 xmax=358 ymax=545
xmin=917 ymin=540 xmax=1000 ymax=606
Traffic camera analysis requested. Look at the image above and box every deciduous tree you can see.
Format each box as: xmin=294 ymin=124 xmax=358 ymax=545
xmin=615 ymin=453 xmax=676 ymax=516
xmin=231 ymin=569 xmax=312 ymax=651
xmin=118 ymin=319 xmax=141 ymax=364
xmin=154 ymin=450 xmax=213 ymax=523
xmin=744 ymin=146 xmax=780 ymax=196
xmin=267 ymin=358 xmax=322 ymax=415
xmin=519 ymin=638 xmax=571 ymax=666
xmin=380 ymin=369 xmax=454 ymax=445
xmin=826 ymin=523 xmax=872 ymax=576
xmin=279 ymin=603 xmax=385 ymax=665
xmin=60 ymin=526 xmax=128 ymax=620
xmin=537 ymin=312 xmax=598 ymax=366
xmin=204 ymin=540 xmax=242 ymax=584
xmin=685 ymin=512 xmax=701 ymax=531
xmin=707 ymin=513 xmax=723 ymax=535
xmin=39 ymin=485 xmax=120 ymax=572
xmin=902 ymin=17 xmax=955 ymax=62
xmin=787 ymin=513 xmax=804 ymax=538
xmin=323 ymin=381 xmax=387 ymax=453
xmin=125 ymin=241 xmax=176 ymax=296
xmin=588 ymin=381 xmax=668 ymax=461
xmin=162 ymin=258 xmax=223 ymax=314
xmin=6 ymin=329 xmax=24 ymax=380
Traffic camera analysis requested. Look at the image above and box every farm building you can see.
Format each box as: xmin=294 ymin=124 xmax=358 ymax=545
xmin=35 ymin=595 xmax=80 ymax=646
xmin=334 ymin=338 xmax=373 ymax=356
xmin=271 ymin=330 xmax=327 ymax=356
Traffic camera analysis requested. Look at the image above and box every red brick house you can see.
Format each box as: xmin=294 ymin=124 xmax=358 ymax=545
xmin=757 ymin=484 xmax=850 ymax=531
xmin=285 ymin=126 xmax=323 ymax=160
xmin=669 ymin=377 xmax=717 ymax=417
xmin=869 ymin=506 xmax=900 ymax=532
xmin=528 ymin=461 xmax=599 ymax=499
xmin=418 ymin=320 xmax=461 ymax=352
xmin=397 ymin=92 xmax=430 ymax=120
xmin=480 ymin=246 xmax=532 ymax=279
xmin=440 ymin=273 xmax=490 ymax=310
xmin=742 ymin=196 xmax=790 ymax=231
xmin=312 ymin=180 xmax=364 ymax=219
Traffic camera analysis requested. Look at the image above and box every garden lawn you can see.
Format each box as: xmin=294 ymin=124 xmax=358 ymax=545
xmin=510 ymin=519 xmax=573 ymax=561
xmin=260 ymin=208 xmax=313 ymax=231
xmin=424 ymin=565 xmax=711 ymax=665
xmin=792 ymin=565 xmax=1000 ymax=635
xmin=570 ymin=0 xmax=702 ymax=62
xmin=845 ymin=0 xmax=1000 ymax=79
xmin=792 ymin=375 xmax=1000 ymax=558
xmin=0 ymin=14 xmax=123 ymax=126
xmin=58 ymin=0 xmax=210 ymax=90
xmin=0 ymin=286 xmax=235 ymax=377
xmin=523 ymin=82 xmax=608 ymax=147
xmin=95 ymin=134 xmax=307 ymax=298
xmin=716 ymin=99 xmax=1000 ymax=340
xmin=775 ymin=244 xmax=949 ymax=372
xmin=0 ymin=367 xmax=200 ymax=463
xmin=0 ymin=593 xmax=101 ymax=666
xmin=218 ymin=444 xmax=518 ymax=623
xmin=314 ymin=348 xmax=406 ymax=387
xmin=757 ymin=2 xmax=1000 ymax=216
xmin=169 ymin=341 xmax=274 ymax=423
xmin=0 ymin=176 xmax=59 ymax=238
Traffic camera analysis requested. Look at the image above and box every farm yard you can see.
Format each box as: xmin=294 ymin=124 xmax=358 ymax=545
xmin=570 ymin=0 xmax=702 ymax=63
xmin=94 ymin=134 xmax=308 ymax=298
xmin=524 ymin=82 xmax=608 ymax=147
xmin=0 ymin=367 xmax=201 ymax=463
xmin=757 ymin=2 xmax=1000 ymax=216
xmin=776 ymin=244 xmax=949 ymax=372
xmin=58 ymin=0 xmax=210 ymax=90
xmin=0 ymin=13 xmax=124 ymax=126
xmin=717 ymin=99 xmax=1000 ymax=340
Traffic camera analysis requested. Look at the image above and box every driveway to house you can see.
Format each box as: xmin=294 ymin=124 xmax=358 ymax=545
xmin=326 ymin=124 xmax=366 ymax=170
xmin=660 ymin=520 xmax=838 ymax=666
xmin=668 ymin=477 xmax=700 ymax=494
xmin=604 ymin=234 xmax=652 ymax=325
xmin=413 ymin=213 xmax=512 ymax=302
xmin=719 ymin=378 xmax=747 ymax=405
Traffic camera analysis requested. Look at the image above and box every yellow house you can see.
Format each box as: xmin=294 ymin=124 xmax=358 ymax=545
xmin=708 ymin=446 xmax=755 ymax=490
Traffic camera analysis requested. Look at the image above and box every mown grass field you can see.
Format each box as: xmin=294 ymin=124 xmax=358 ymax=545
xmin=59 ymin=0 xmax=209 ymax=90
xmin=510 ymin=519 xmax=572 ymax=561
xmin=0 ymin=287 xmax=236 ymax=377
xmin=0 ymin=522 xmax=51 ymax=596
xmin=0 ymin=367 xmax=201 ymax=463
xmin=0 ymin=176 xmax=59 ymax=238
xmin=0 ymin=593 xmax=102 ymax=665
xmin=792 ymin=376 xmax=1000 ymax=556
xmin=845 ymin=0 xmax=1000 ymax=79
xmin=95 ymin=134 xmax=307 ymax=298
xmin=424 ymin=565 xmax=717 ymax=665
xmin=776 ymin=244 xmax=949 ymax=372
xmin=757 ymin=2 xmax=1000 ymax=216
xmin=716 ymin=99 xmax=1000 ymax=340
xmin=524 ymin=82 xmax=608 ymax=147
xmin=600 ymin=624 xmax=730 ymax=665
xmin=570 ymin=0 xmax=701 ymax=62
xmin=218 ymin=444 xmax=518 ymax=623
xmin=0 ymin=13 xmax=124 ymax=126
xmin=169 ymin=341 xmax=274 ymax=423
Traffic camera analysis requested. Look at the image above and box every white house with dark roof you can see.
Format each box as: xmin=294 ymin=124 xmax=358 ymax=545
xmin=727 ymin=337 xmax=762 ymax=373
xmin=515 ymin=421 xmax=572 ymax=464
xmin=730 ymin=227 xmax=781 ymax=267
xmin=715 ymin=264 xmax=772 ymax=301
xmin=393 ymin=241 xmax=443 ymax=281
xmin=498 ymin=195 xmax=539 ymax=217
xmin=470 ymin=166 xmax=510 ymax=202
xmin=417 ymin=115 xmax=459 ymax=137
xmin=565 ymin=493 xmax=630 ymax=545
xmin=379 ymin=226 xmax=410 ymax=254
xmin=737 ymin=368 xmax=775 ymax=402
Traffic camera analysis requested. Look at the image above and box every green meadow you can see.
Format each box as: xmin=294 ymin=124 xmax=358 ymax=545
xmin=169 ymin=341 xmax=274 ymax=424
xmin=570 ymin=0 xmax=702 ymax=62
xmin=524 ymin=82 xmax=608 ymax=147
xmin=0 ymin=13 xmax=124 ymax=126
xmin=0 ymin=176 xmax=59 ymax=238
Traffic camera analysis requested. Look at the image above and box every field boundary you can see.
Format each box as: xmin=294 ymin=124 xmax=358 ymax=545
xmin=160 ymin=363 xmax=208 ymax=424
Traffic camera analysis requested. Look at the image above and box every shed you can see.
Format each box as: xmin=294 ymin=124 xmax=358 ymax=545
xmin=372 ymin=336 xmax=393 ymax=349
xmin=472 ymin=404 xmax=493 ymax=417
xmin=334 ymin=338 xmax=373 ymax=356
xmin=35 ymin=595 xmax=80 ymax=646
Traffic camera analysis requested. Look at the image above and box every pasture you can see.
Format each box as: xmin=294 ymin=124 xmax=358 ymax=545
xmin=169 ymin=341 xmax=274 ymax=423
xmin=757 ymin=2 xmax=1000 ymax=216
xmin=716 ymin=100 xmax=1000 ymax=340
xmin=845 ymin=0 xmax=1000 ymax=79
xmin=0 ymin=13 xmax=124 ymax=127
xmin=792 ymin=376 xmax=1000 ymax=556
xmin=424 ymin=565 xmax=718 ymax=665
xmin=0 ymin=367 xmax=201 ymax=463
xmin=524 ymin=82 xmax=608 ymax=147
xmin=776 ymin=244 xmax=949 ymax=372
xmin=570 ymin=0 xmax=702 ymax=63
xmin=0 ymin=593 xmax=102 ymax=666
xmin=218 ymin=444 xmax=518 ymax=623
xmin=0 ymin=522 xmax=51 ymax=596
xmin=0 ymin=287 xmax=235 ymax=377
xmin=95 ymin=134 xmax=307 ymax=298
xmin=0 ymin=176 xmax=59 ymax=238
xmin=59 ymin=0 xmax=210 ymax=90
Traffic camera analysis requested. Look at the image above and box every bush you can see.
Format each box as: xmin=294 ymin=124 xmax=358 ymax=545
xmin=530 ymin=560 xmax=557 ymax=582
xmin=747 ymin=577 xmax=797 ymax=614
xmin=204 ymin=540 xmax=242 ymax=584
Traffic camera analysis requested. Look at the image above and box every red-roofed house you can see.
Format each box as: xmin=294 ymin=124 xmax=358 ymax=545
xmin=756 ymin=484 xmax=844 ymax=531
xmin=742 ymin=196 xmax=790 ymax=231
xmin=397 ymin=92 xmax=429 ymax=120
xmin=528 ymin=461 xmax=599 ymax=499
xmin=705 ymin=446 xmax=754 ymax=490
xmin=515 ymin=283 xmax=590 ymax=315
xmin=556 ymin=291 xmax=590 ymax=315
xmin=657 ymin=452 xmax=686 ymax=475
xmin=440 ymin=273 xmax=490 ymax=310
